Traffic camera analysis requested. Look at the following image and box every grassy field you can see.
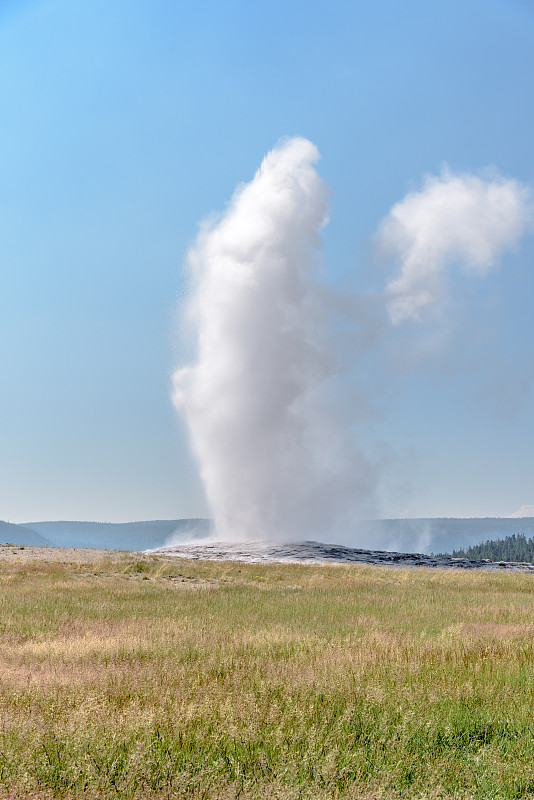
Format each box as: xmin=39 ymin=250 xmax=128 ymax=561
xmin=0 ymin=553 xmax=533 ymax=799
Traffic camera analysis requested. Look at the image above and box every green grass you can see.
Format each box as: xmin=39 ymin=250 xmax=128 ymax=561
xmin=0 ymin=555 xmax=533 ymax=798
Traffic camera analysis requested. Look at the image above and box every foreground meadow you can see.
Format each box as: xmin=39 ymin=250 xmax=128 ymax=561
xmin=0 ymin=551 xmax=533 ymax=798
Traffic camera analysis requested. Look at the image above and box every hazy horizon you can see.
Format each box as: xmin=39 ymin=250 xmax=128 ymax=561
xmin=5 ymin=516 xmax=534 ymax=558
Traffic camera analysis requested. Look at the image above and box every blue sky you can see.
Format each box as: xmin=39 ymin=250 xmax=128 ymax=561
xmin=1 ymin=0 xmax=533 ymax=523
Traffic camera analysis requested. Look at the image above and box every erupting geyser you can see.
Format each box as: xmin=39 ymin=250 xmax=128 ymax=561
xmin=173 ymin=137 xmax=374 ymax=541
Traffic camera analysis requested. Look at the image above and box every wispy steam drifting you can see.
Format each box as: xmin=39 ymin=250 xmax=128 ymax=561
xmin=173 ymin=138 xmax=374 ymax=541
xmin=378 ymin=167 xmax=532 ymax=324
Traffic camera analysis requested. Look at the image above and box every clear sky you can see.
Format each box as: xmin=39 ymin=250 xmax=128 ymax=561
xmin=1 ymin=0 xmax=533 ymax=523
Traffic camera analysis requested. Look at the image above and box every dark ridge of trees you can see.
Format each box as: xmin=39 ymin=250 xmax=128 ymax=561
xmin=434 ymin=533 xmax=534 ymax=563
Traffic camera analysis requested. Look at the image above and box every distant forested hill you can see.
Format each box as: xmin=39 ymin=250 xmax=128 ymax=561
xmin=435 ymin=534 xmax=534 ymax=563
xmin=22 ymin=519 xmax=211 ymax=551
xmin=7 ymin=516 xmax=534 ymax=554
xmin=0 ymin=521 xmax=51 ymax=546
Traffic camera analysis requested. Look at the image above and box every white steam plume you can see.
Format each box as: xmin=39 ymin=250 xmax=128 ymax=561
xmin=511 ymin=505 xmax=534 ymax=519
xmin=173 ymin=137 xmax=375 ymax=541
xmin=378 ymin=167 xmax=532 ymax=324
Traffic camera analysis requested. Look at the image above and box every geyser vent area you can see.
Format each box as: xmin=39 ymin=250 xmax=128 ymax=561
xmin=150 ymin=538 xmax=534 ymax=573
xmin=173 ymin=137 xmax=374 ymax=543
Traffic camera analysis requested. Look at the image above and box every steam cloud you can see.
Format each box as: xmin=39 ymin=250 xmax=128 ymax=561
xmin=378 ymin=167 xmax=532 ymax=324
xmin=173 ymin=137 xmax=374 ymax=541
xmin=174 ymin=140 xmax=532 ymax=545
xmin=511 ymin=505 xmax=534 ymax=519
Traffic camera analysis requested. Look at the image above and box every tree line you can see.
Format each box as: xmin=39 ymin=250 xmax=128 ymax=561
xmin=434 ymin=533 xmax=534 ymax=563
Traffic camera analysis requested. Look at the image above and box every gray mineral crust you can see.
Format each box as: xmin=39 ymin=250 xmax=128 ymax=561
xmin=149 ymin=540 xmax=534 ymax=572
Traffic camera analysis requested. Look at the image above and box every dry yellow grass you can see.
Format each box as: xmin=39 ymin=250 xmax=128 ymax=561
xmin=0 ymin=552 xmax=532 ymax=798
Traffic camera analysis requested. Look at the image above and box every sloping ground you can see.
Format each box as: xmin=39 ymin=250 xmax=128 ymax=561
xmin=0 ymin=520 xmax=51 ymax=546
xmin=21 ymin=518 xmax=211 ymax=550
xmin=151 ymin=538 xmax=534 ymax=572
